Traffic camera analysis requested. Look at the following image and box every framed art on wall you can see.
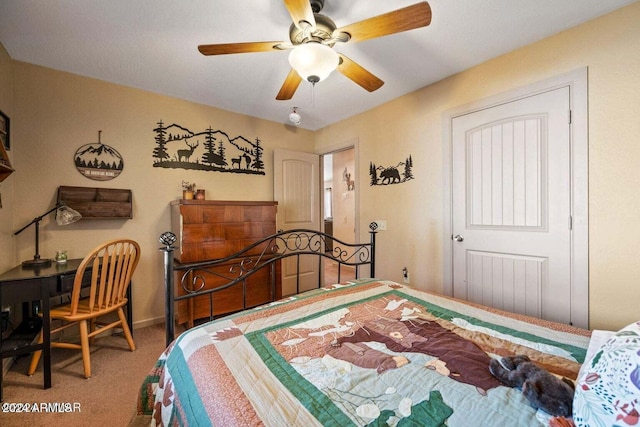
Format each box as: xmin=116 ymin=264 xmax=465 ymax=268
xmin=0 ymin=109 xmax=9 ymax=151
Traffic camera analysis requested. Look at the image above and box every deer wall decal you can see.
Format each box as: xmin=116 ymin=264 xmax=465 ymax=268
xmin=177 ymin=141 xmax=199 ymax=162
xmin=232 ymin=153 xmax=252 ymax=169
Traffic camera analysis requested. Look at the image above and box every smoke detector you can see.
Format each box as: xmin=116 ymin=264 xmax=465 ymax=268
xmin=289 ymin=107 xmax=301 ymax=126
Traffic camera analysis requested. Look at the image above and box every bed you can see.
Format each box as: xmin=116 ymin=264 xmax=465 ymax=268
xmin=137 ymin=228 xmax=640 ymax=427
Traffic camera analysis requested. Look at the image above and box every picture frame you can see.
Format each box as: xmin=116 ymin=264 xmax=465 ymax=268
xmin=0 ymin=109 xmax=9 ymax=151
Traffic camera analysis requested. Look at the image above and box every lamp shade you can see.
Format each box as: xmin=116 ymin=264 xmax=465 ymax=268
xmin=288 ymin=42 xmax=339 ymax=84
xmin=56 ymin=205 xmax=82 ymax=226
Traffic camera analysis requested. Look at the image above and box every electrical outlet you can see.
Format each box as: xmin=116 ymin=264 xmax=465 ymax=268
xmin=402 ymin=267 xmax=409 ymax=284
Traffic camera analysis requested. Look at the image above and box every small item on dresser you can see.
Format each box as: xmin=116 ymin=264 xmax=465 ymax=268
xmin=195 ymin=189 xmax=205 ymax=200
xmin=181 ymin=181 xmax=196 ymax=200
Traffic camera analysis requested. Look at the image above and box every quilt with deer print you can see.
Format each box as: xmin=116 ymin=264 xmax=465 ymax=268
xmin=137 ymin=279 xmax=590 ymax=426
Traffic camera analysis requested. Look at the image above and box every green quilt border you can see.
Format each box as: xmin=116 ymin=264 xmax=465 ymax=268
xmin=166 ymin=345 xmax=212 ymax=427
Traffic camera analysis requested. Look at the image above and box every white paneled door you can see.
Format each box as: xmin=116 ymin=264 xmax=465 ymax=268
xmin=452 ymin=87 xmax=572 ymax=324
xmin=274 ymin=149 xmax=321 ymax=296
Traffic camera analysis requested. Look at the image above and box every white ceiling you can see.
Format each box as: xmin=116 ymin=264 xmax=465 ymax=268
xmin=0 ymin=0 xmax=635 ymax=130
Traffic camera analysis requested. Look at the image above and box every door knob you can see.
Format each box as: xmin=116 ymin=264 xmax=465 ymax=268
xmin=452 ymin=234 xmax=464 ymax=242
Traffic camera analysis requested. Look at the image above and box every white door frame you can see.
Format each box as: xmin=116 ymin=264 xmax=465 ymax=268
xmin=442 ymin=68 xmax=589 ymax=328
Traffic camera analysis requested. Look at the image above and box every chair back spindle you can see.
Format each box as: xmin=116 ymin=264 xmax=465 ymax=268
xmin=70 ymin=240 xmax=139 ymax=315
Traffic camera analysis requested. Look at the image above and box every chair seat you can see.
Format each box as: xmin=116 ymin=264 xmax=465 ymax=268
xmin=50 ymin=298 xmax=129 ymax=322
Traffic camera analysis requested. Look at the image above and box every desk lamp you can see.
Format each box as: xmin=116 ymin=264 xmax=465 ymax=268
xmin=14 ymin=203 xmax=82 ymax=268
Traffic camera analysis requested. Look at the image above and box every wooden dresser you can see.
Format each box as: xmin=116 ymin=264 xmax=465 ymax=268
xmin=170 ymin=200 xmax=279 ymax=326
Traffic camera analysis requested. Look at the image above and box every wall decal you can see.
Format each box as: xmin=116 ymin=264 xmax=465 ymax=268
xmin=152 ymin=121 xmax=265 ymax=175
xmin=369 ymin=155 xmax=414 ymax=186
xmin=74 ymin=131 xmax=124 ymax=181
xmin=343 ymin=167 xmax=355 ymax=191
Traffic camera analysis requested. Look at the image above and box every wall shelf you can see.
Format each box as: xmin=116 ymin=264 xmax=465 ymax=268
xmin=0 ymin=163 xmax=14 ymax=182
xmin=0 ymin=142 xmax=13 ymax=182
xmin=57 ymin=186 xmax=133 ymax=219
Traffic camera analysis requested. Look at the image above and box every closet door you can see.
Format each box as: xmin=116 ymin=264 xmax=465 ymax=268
xmin=451 ymin=87 xmax=572 ymax=324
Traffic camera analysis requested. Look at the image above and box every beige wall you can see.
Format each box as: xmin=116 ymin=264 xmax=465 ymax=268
xmin=315 ymin=2 xmax=640 ymax=331
xmin=1 ymin=2 xmax=639 ymax=331
xmin=4 ymin=63 xmax=314 ymax=327
xmin=0 ymin=44 xmax=15 ymax=275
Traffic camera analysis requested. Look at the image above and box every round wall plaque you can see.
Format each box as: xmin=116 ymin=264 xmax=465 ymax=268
xmin=74 ymin=131 xmax=123 ymax=181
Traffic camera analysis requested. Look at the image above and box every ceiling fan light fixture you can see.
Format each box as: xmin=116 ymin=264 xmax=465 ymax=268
xmin=288 ymin=42 xmax=339 ymax=84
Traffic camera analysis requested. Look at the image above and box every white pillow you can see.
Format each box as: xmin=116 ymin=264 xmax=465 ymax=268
xmin=573 ymin=321 xmax=640 ymax=427
xmin=576 ymin=329 xmax=615 ymax=380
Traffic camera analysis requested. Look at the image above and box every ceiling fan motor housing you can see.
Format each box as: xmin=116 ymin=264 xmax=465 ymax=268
xmin=289 ymin=13 xmax=337 ymax=45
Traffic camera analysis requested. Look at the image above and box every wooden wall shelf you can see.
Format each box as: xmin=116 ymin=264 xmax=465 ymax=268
xmin=0 ymin=162 xmax=14 ymax=182
xmin=57 ymin=186 xmax=133 ymax=219
xmin=0 ymin=142 xmax=13 ymax=182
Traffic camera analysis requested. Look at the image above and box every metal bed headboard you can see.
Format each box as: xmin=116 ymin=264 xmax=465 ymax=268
xmin=159 ymin=224 xmax=378 ymax=346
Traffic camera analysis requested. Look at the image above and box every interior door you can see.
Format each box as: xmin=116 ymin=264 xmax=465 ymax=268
xmin=452 ymin=87 xmax=572 ymax=324
xmin=274 ymin=148 xmax=320 ymax=295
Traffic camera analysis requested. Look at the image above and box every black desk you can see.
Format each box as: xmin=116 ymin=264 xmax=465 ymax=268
xmin=0 ymin=259 xmax=133 ymax=401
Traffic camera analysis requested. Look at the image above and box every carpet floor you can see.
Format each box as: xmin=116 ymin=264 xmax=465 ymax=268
xmin=0 ymin=323 xmax=166 ymax=427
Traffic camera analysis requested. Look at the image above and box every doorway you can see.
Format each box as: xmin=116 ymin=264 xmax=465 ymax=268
xmin=273 ymin=145 xmax=359 ymax=292
xmin=322 ymin=147 xmax=357 ymax=285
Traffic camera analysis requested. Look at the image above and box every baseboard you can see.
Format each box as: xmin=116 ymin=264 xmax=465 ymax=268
xmin=132 ymin=316 xmax=165 ymax=330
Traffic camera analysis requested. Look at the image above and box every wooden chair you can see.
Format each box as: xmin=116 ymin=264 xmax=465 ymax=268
xmin=28 ymin=239 xmax=140 ymax=379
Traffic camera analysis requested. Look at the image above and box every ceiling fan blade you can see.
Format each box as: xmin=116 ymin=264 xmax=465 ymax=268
xmin=335 ymin=2 xmax=432 ymax=43
xmin=337 ymin=54 xmax=384 ymax=92
xmin=283 ymin=0 xmax=316 ymax=30
xmin=276 ymin=68 xmax=303 ymax=100
xmin=198 ymin=41 xmax=283 ymax=56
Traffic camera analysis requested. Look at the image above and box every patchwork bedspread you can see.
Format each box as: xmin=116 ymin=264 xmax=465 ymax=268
xmin=138 ymin=279 xmax=591 ymax=426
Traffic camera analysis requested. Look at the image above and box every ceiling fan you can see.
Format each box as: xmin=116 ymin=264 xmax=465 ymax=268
xmin=198 ymin=0 xmax=432 ymax=100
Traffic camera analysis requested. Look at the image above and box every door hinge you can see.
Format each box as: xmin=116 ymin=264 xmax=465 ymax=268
xmin=568 ymin=109 xmax=572 ymax=124
xmin=569 ymin=215 xmax=573 ymax=230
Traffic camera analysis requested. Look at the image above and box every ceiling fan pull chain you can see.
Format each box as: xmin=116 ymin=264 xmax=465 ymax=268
xmin=311 ymin=83 xmax=316 ymax=109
